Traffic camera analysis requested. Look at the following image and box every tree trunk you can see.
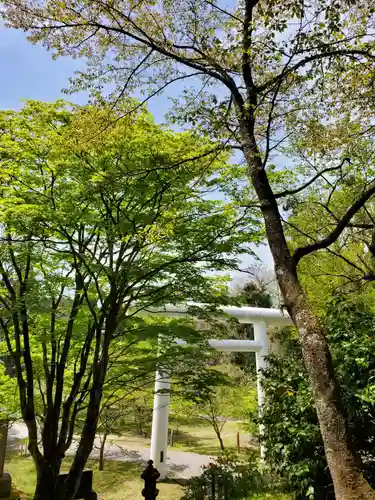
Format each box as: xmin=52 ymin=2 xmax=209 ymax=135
xmin=217 ymin=433 xmax=225 ymax=452
xmin=33 ymin=460 xmax=61 ymax=500
xmin=57 ymin=408 xmax=99 ymax=500
xmin=99 ymin=433 xmax=107 ymax=471
xmin=213 ymin=423 xmax=225 ymax=451
xmin=239 ymin=118 xmax=375 ymax=499
xmin=57 ymin=312 xmax=115 ymax=500
xmin=282 ymin=276 xmax=374 ymax=499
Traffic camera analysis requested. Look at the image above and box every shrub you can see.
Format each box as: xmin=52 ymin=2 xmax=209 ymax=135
xmin=181 ymin=451 xmax=266 ymax=500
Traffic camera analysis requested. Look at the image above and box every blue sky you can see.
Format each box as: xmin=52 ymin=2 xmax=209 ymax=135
xmin=0 ymin=25 xmax=170 ymax=120
xmin=0 ymin=27 xmax=85 ymax=109
xmin=0 ymin=25 xmax=273 ymax=277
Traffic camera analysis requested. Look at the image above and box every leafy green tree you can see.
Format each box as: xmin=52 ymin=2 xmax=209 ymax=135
xmin=94 ymin=337 xmax=156 ymax=470
xmin=0 ymin=100 xmax=255 ymax=500
xmin=231 ymin=278 xmax=273 ymax=373
xmin=172 ymin=364 xmax=251 ymax=452
xmin=181 ymin=451 xmax=266 ymax=500
xmin=260 ymin=332 xmax=329 ymax=500
xmin=240 ymin=281 xmax=273 ymax=310
xmin=96 ymin=404 xmax=126 ymax=471
xmin=123 ymin=391 xmax=153 ymax=438
xmin=277 ymin=117 xmax=375 ymax=313
xmin=177 ymin=385 xmax=234 ymax=451
xmin=6 ymin=4 xmax=375 ymax=496
xmin=95 ymin=323 xmax=229 ymax=466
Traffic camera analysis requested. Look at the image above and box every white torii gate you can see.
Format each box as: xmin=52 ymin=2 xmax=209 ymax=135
xmin=145 ymin=305 xmax=293 ymax=479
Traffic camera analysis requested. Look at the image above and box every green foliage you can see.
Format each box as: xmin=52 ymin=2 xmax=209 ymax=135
xmin=0 ymin=99 xmax=259 ymax=498
xmin=6 ymin=0 xmax=375 ymax=206
xmin=181 ymin=451 xmax=266 ymax=500
xmin=5 ymin=1 xmax=375 ymax=496
xmin=278 ymin=110 xmax=375 ymax=313
xmin=260 ymin=335 xmax=329 ymax=500
xmin=231 ymin=278 xmax=273 ymax=374
xmin=236 ymin=385 xmax=259 ymax=437
xmin=239 ymin=282 xmax=273 ymax=309
xmin=259 ymin=299 xmax=375 ymax=499
xmin=0 ymin=363 xmax=19 ymax=420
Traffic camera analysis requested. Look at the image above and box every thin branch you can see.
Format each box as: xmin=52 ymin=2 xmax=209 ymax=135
xmin=275 ymin=159 xmax=350 ymax=199
xmin=293 ymin=181 xmax=375 ymax=265
xmin=258 ymin=48 xmax=375 ymax=92
xmin=204 ymin=0 xmax=243 ymax=23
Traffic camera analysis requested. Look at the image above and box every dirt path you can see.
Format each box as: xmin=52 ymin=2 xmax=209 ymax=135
xmin=7 ymin=423 xmax=213 ymax=479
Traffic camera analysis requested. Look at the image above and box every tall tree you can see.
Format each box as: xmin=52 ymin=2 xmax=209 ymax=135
xmin=260 ymin=297 xmax=375 ymax=499
xmin=3 ymin=2 xmax=375 ymax=497
xmin=0 ymin=100 xmax=255 ymax=500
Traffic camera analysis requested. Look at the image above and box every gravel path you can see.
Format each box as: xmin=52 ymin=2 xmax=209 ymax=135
xmin=7 ymin=423 xmax=213 ymax=479
xmin=90 ymin=440 xmax=212 ymax=479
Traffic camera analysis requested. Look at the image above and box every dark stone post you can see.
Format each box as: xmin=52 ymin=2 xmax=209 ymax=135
xmin=0 ymin=420 xmax=11 ymax=498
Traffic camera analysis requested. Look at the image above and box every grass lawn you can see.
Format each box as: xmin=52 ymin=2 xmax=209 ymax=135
xmin=169 ymin=420 xmax=254 ymax=456
xmin=5 ymin=454 xmax=290 ymax=500
xmin=5 ymin=454 xmax=183 ymax=500
xmin=111 ymin=417 xmax=255 ymax=458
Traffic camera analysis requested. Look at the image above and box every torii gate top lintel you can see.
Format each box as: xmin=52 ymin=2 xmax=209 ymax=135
xmin=144 ymin=304 xmax=293 ymax=326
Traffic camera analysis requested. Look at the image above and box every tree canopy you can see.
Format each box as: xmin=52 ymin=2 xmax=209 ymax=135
xmin=0 ymin=99 xmax=257 ymax=500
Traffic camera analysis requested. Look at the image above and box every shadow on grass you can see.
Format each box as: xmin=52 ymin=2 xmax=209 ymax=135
xmin=100 ymin=445 xmax=146 ymax=464
xmin=169 ymin=414 xmax=208 ymax=429
xmin=170 ymin=439 xmax=224 ymax=457
xmin=165 ymin=477 xmax=190 ymax=487
xmin=170 ymin=429 xmax=202 ymax=447
xmin=84 ymin=459 xmax=145 ymax=495
xmin=169 ymin=428 xmax=229 ymax=456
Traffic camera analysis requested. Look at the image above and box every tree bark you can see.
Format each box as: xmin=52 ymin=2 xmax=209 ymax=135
xmin=212 ymin=422 xmax=225 ymax=451
xmin=217 ymin=432 xmax=225 ymax=452
xmin=286 ymin=281 xmax=374 ymax=500
xmin=99 ymin=433 xmax=108 ymax=471
xmin=55 ymin=404 xmax=99 ymax=500
xmin=57 ymin=311 xmax=115 ymax=500
xmin=238 ymin=117 xmax=375 ymax=500
xmin=33 ymin=459 xmax=61 ymax=500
